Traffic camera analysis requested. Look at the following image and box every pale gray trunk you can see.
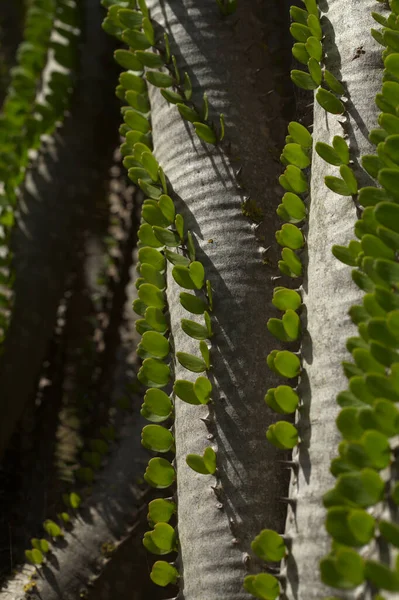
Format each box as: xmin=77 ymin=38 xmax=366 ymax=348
xmin=283 ymin=2 xmax=384 ymax=598
xmin=147 ymin=0 xmax=294 ymax=597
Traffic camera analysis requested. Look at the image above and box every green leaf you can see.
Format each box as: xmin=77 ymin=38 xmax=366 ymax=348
xmin=266 ymin=421 xmax=299 ymax=449
xmin=200 ymin=340 xmax=211 ymax=369
xmin=139 ymin=246 xmax=166 ymax=271
xmin=141 ymin=151 xmax=159 ymax=181
xmin=43 ymin=519 xmax=62 ymax=537
xmin=282 ymin=309 xmax=301 ymax=339
xmin=120 ymin=71 xmax=146 ymax=92
xmin=145 ymin=307 xmax=168 ymax=333
xmin=290 ymin=69 xmax=319 ymax=90
xmin=251 ymin=529 xmax=286 ymax=562
xmin=375 ymin=258 xmax=399 ymax=287
xmin=274 ymin=350 xmax=301 ymax=378
xmin=280 ymin=165 xmax=308 ymax=193
xmin=148 ymin=498 xmax=176 ymax=524
xmin=281 ymin=247 xmax=303 ymax=276
xmin=139 ymin=179 xmax=162 ymax=199
xmin=358 ymin=188 xmax=390 ymax=208
xmin=379 ymin=520 xmax=399 ymax=547
xmin=140 ymin=263 xmax=165 ymax=288
xmin=114 ymin=49 xmax=142 ymax=70
xmin=122 ymin=28 xmax=151 ymax=50
xmin=272 ymin=287 xmax=302 ymax=311
xmin=181 ymin=318 xmax=209 ymax=340
xmin=320 ymin=548 xmax=365 ymax=589
xmin=305 ymin=36 xmax=322 ymax=61
xmin=177 ymin=103 xmax=199 ymax=123
xmin=146 ymin=71 xmax=174 ymax=88
xmin=315 ymin=141 xmax=343 ymax=166
xmin=267 ymin=318 xmax=289 ymax=342
xmin=308 ymin=57 xmax=322 ymax=85
xmin=138 ymin=358 xmax=170 ymax=388
xmin=384 ymin=29 xmax=399 ymax=52
xmin=292 ymin=43 xmax=310 ymax=65
xmin=280 ymin=192 xmax=306 ymax=222
xmin=304 ymin=0 xmax=318 ymax=16
xmin=290 ymin=23 xmax=312 ymax=42
xmin=375 ymin=201 xmax=399 ymax=232
xmin=126 ymin=90 xmax=150 ymax=113
xmin=324 ymin=70 xmax=346 ymax=95
xmin=194 ymin=376 xmax=212 ymax=404
xmin=290 ymin=6 xmax=308 ymax=25
xmin=138 ymin=0 xmax=149 ymax=17
xmin=152 ymin=226 xmax=180 ymax=247
xmin=324 ymin=176 xmax=352 ymax=196
xmin=361 ymin=234 xmax=394 ymax=259
xmin=150 ymin=561 xmax=179 ymax=587
xmin=275 ymin=223 xmax=304 ymax=249
xmin=124 ymin=110 xmax=150 ymax=133
xmin=144 ymin=457 xmax=175 ymax=488
xmin=335 ymin=468 xmax=385 ymax=507
xmin=365 ymin=561 xmax=399 ymax=592
xmin=340 ymin=165 xmax=358 ymax=194
xmin=161 ymin=88 xmax=184 ymax=104
xmin=175 ymin=213 xmax=184 ymax=240
xmin=187 ymin=231 xmax=196 ymax=261
xmin=385 ymin=52 xmax=399 ymax=80
xmin=243 ymin=574 xmax=280 ymax=600
xmin=151 ymin=522 xmax=176 ymax=552
xmin=118 ymin=9 xmax=143 ymax=29
xmin=142 ymin=16 xmax=155 ymax=45
xmin=186 ymin=447 xmax=216 ymax=475
xmin=138 ymin=283 xmax=165 ymax=309
xmin=332 ymin=245 xmax=357 ymax=266
xmin=174 ymin=379 xmax=201 ymax=405
xmin=316 ymin=88 xmax=345 ymax=114
xmin=179 ymin=292 xmax=207 ymax=314
xmin=158 ymin=195 xmax=175 ymax=223
xmin=193 ymin=122 xmax=217 ymax=144
xmin=282 ymin=143 xmax=311 ymax=168
xmin=142 ymin=424 xmax=174 ymax=452
xmin=172 ymin=261 xmax=204 ymax=290
xmin=264 ymin=385 xmax=299 ymax=414
xmin=164 ymin=249 xmax=190 ymax=266
xmin=176 ymin=352 xmax=207 ymax=373
xmin=141 ymin=388 xmax=173 ymax=422
xmin=378 ymin=169 xmax=399 ymax=200
xmin=25 ymin=549 xmax=44 ymax=565
xmin=140 ymin=331 xmax=169 ymax=359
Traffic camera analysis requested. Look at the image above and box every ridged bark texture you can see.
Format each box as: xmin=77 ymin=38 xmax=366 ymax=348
xmin=147 ymin=0 xmax=294 ymax=598
xmin=284 ymin=2 xmax=385 ymax=598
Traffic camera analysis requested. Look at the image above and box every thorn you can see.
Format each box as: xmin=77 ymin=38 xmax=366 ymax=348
xmin=200 ymin=417 xmax=212 ymax=426
xmin=271 ymin=276 xmax=282 ymax=282
xmin=216 ymin=502 xmax=224 ymax=510
xmin=235 ymin=166 xmax=243 ymax=178
xmin=279 ymin=497 xmax=297 ymax=507
xmin=278 ymin=460 xmax=299 ymax=472
xmin=232 ymin=538 xmax=240 ymax=545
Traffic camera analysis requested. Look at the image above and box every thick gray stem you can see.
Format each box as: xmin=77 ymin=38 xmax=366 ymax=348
xmin=283 ymin=2 xmax=384 ymax=598
xmin=147 ymin=0 xmax=295 ymax=597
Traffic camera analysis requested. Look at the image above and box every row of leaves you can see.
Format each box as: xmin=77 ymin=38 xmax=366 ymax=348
xmin=241 ymin=3 xmax=320 ymax=598
xmin=243 ymin=0 xmax=358 ymax=596
xmin=23 ymin=197 xmax=126 ymax=568
xmin=0 ymin=0 xmax=79 ymax=347
xmin=103 ymin=0 xmax=222 ymax=589
xmin=318 ymin=2 xmax=399 ymax=594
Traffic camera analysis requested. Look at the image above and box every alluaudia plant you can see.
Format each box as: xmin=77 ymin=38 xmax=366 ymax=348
xmin=100 ymin=0 xmax=399 ymax=598
xmin=5 ymin=0 xmax=399 ymax=598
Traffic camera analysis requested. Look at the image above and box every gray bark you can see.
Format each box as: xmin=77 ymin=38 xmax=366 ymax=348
xmin=283 ymin=2 xmax=385 ymax=598
xmin=147 ymin=0 xmax=295 ymax=597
